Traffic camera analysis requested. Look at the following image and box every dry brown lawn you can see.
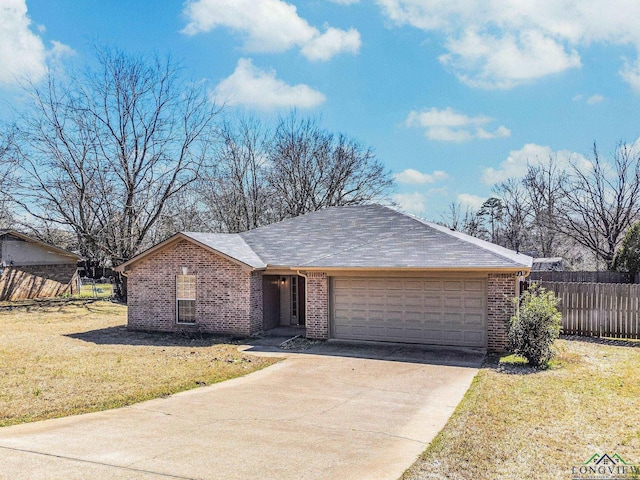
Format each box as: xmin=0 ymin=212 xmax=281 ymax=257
xmin=402 ymin=338 xmax=640 ymax=480
xmin=0 ymin=299 xmax=277 ymax=427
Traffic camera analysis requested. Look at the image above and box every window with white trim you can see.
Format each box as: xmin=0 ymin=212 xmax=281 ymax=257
xmin=176 ymin=275 xmax=196 ymax=324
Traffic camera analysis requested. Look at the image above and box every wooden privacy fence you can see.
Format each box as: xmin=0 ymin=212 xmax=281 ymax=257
xmin=528 ymin=271 xmax=638 ymax=283
xmin=529 ymin=281 xmax=640 ymax=339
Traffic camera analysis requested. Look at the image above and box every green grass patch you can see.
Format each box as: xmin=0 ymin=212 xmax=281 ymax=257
xmin=402 ymin=338 xmax=640 ymax=480
xmin=0 ymin=300 xmax=277 ymax=427
xmin=78 ymin=282 xmax=113 ymax=298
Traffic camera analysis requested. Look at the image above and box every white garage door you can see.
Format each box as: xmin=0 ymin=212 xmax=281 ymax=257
xmin=331 ymin=277 xmax=487 ymax=347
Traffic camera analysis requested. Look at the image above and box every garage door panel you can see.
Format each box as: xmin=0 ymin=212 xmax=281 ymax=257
xmin=404 ymin=280 xmax=424 ymax=290
xmin=423 ymin=280 xmax=443 ymax=291
xmin=444 ymin=313 xmax=464 ymax=326
xmin=331 ymin=276 xmax=486 ymax=347
xmin=463 ymin=331 xmax=484 ymax=344
xmin=404 ymin=295 xmax=423 ymax=306
xmin=423 ymin=312 xmax=442 ymax=323
xmin=443 ymin=297 xmax=463 ymax=308
xmin=423 ymin=297 xmax=442 ymax=308
xmin=442 ymin=330 xmax=464 ymax=342
xmin=387 ymin=295 xmax=405 ymax=307
xmin=384 ymin=280 xmax=404 ymax=290
xmin=444 ymin=280 xmax=463 ymax=291
xmin=465 ymin=280 xmax=484 ymax=291
xmin=464 ymin=297 xmax=483 ymax=308
xmin=464 ymin=316 xmax=483 ymax=325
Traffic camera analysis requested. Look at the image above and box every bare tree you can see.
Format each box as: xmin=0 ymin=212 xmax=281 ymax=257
xmin=199 ymin=116 xmax=275 ymax=233
xmin=147 ymin=189 xmax=209 ymax=243
xmin=556 ymin=143 xmax=640 ymax=269
xmin=440 ymin=202 xmax=483 ymax=236
xmin=440 ymin=202 xmax=464 ymax=231
xmin=522 ymin=158 xmax=568 ymax=258
xmin=267 ymin=114 xmax=393 ymax=218
xmin=0 ymin=128 xmax=16 ymax=228
xmin=12 ymin=48 xmax=220 ymax=293
xmin=493 ymin=179 xmax=531 ymax=252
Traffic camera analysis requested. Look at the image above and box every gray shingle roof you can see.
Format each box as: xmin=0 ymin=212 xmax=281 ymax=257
xmin=181 ymin=232 xmax=266 ymax=268
xmin=227 ymin=204 xmax=530 ymax=270
xmin=118 ymin=204 xmax=532 ymax=273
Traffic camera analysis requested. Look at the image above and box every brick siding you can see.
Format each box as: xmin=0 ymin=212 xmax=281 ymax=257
xmin=249 ymin=271 xmax=263 ymax=334
xmin=127 ymin=241 xmax=519 ymax=351
xmin=487 ymin=273 xmax=518 ymax=352
xmin=0 ymin=264 xmax=78 ymax=300
xmin=127 ymin=240 xmax=263 ymax=335
xmin=303 ymin=271 xmax=329 ymax=339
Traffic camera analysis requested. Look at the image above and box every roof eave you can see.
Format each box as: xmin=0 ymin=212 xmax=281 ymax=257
xmin=115 ymin=233 xmax=264 ymax=273
xmin=1 ymin=230 xmax=82 ymax=261
xmin=285 ymin=266 xmax=531 ymax=273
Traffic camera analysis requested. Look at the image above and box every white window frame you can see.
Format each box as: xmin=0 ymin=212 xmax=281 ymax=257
xmin=176 ymin=274 xmax=196 ymax=324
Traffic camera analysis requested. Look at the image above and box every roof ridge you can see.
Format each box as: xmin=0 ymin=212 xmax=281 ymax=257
xmin=235 ymin=233 xmax=265 ymax=265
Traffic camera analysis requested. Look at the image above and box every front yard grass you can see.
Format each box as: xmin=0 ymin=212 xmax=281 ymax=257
xmin=0 ymin=300 xmax=277 ymax=427
xmin=78 ymin=282 xmax=113 ymax=298
xmin=402 ymin=338 xmax=640 ymax=480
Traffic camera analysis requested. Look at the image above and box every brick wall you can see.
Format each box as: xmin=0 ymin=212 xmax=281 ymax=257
xmin=249 ymin=271 xmax=263 ymax=334
xmin=303 ymin=271 xmax=329 ymax=339
xmin=0 ymin=264 xmax=78 ymax=300
xmin=487 ymin=273 xmax=518 ymax=352
xmin=127 ymin=240 xmax=262 ymax=335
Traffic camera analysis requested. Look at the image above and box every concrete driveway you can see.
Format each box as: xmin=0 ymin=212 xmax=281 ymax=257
xmin=0 ymin=341 xmax=483 ymax=480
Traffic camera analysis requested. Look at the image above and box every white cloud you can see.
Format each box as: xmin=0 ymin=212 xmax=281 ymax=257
xmin=573 ymin=93 xmax=605 ymax=104
xmin=481 ymin=143 xmax=588 ymax=185
xmin=213 ymin=58 xmax=326 ymax=109
xmin=300 ymin=27 xmax=360 ymax=61
xmin=394 ymin=168 xmax=448 ymax=184
xmin=0 ymin=0 xmax=74 ymax=87
xmin=405 ymin=107 xmax=510 ymax=142
xmin=393 ymin=192 xmax=427 ymax=215
xmin=182 ymin=0 xmax=361 ymax=61
xmin=587 ymin=94 xmax=604 ymax=105
xmin=375 ymin=0 xmax=640 ymax=90
xmin=457 ymin=193 xmax=485 ymax=210
xmin=0 ymin=0 xmax=47 ymax=85
xmin=620 ymin=57 xmax=640 ymax=93
xmin=440 ymin=29 xmax=581 ymax=89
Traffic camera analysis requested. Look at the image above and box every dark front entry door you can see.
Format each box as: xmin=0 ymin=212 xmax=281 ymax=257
xmin=262 ymin=276 xmax=281 ymax=330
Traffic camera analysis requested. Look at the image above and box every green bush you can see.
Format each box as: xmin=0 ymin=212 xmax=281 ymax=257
xmin=613 ymin=221 xmax=640 ymax=277
xmin=508 ymin=284 xmax=562 ymax=367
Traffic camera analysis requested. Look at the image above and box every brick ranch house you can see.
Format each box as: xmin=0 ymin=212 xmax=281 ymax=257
xmin=0 ymin=230 xmax=81 ymax=300
xmin=115 ymin=205 xmax=532 ymax=351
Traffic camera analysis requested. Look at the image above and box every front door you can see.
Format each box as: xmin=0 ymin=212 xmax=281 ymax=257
xmin=280 ymin=275 xmax=306 ymax=326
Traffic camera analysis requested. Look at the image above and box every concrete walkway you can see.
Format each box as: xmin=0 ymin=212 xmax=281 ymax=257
xmin=0 ymin=342 xmax=483 ymax=480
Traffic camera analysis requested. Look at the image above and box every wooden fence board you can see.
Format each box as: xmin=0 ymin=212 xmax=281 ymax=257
xmin=525 ymin=281 xmax=640 ymax=339
xmin=528 ymin=271 xmax=636 ymax=283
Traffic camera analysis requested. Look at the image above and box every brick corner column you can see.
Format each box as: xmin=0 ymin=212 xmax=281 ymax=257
xmin=303 ymin=272 xmax=329 ymax=340
xmin=487 ymin=273 xmax=518 ymax=352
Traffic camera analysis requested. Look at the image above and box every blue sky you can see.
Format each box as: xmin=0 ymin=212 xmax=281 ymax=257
xmin=2 ymin=0 xmax=640 ymax=220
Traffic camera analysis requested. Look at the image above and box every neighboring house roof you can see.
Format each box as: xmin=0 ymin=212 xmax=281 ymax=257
xmin=0 ymin=230 xmax=82 ymax=263
xmin=117 ymin=205 xmax=532 ymax=272
xmin=531 ymin=257 xmax=564 ymax=271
